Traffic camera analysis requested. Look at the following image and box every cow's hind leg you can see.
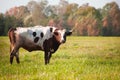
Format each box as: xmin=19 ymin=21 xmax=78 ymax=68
xmin=10 ymin=50 xmax=15 ymax=64
xmin=15 ymin=50 xmax=20 ymax=64
xmin=10 ymin=44 xmax=14 ymax=64
xmin=10 ymin=46 xmax=19 ymax=64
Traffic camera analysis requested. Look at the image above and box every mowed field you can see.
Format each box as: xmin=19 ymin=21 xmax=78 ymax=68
xmin=0 ymin=36 xmax=120 ymax=80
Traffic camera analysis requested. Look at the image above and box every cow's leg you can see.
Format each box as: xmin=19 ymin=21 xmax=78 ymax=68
xmin=44 ymin=52 xmax=52 ymax=64
xmin=15 ymin=50 xmax=20 ymax=64
xmin=10 ymin=50 xmax=15 ymax=64
xmin=10 ymin=44 xmax=14 ymax=64
xmin=10 ymin=44 xmax=12 ymax=53
xmin=44 ymin=51 xmax=49 ymax=65
xmin=48 ymin=52 xmax=52 ymax=64
xmin=10 ymin=46 xmax=19 ymax=64
xmin=10 ymin=44 xmax=14 ymax=53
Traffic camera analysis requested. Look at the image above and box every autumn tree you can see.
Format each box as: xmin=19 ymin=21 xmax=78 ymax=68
xmin=101 ymin=2 xmax=120 ymax=36
xmin=1 ymin=0 xmax=120 ymax=36
xmin=69 ymin=4 xmax=102 ymax=36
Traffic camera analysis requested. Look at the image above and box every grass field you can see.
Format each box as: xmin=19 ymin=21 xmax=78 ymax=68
xmin=0 ymin=36 xmax=120 ymax=80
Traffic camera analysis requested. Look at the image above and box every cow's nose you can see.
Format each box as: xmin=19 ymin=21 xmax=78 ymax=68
xmin=61 ymin=40 xmax=65 ymax=43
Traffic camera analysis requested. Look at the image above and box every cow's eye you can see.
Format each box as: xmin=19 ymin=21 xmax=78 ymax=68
xmin=54 ymin=32 xmax=59 ymax=36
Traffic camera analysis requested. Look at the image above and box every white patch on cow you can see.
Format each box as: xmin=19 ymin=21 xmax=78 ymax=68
xmin=50 ymin=48 xmax=54 ymax=52
xmin=15 ymin=26 xmax=57 ymax=49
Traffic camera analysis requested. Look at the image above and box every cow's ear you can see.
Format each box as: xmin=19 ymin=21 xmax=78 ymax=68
xmin=66 ymin=30 xmax=72 ymax=36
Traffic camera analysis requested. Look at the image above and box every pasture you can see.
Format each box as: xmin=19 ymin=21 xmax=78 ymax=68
xmin=0 ymin=36 xmax=120 ymax=80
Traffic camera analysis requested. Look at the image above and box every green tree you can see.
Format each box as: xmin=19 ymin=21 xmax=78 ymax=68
xmin=26 ymin=0 xmax=48 ymax=26
xmin=0 ymin=14 xmax=5 ymax=36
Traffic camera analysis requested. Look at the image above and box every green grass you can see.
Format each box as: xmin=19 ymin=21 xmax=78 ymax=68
xmin=0 ymin=36 xmax=120 ymax=80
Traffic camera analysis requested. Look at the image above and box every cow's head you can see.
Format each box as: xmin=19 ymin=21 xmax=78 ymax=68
xmin=53 ymin=29 xmax=72 ymax=44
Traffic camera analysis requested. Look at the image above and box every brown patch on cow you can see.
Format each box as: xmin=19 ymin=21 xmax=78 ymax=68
xmin=53 ymin=30 xmax=61 ymax=44
xmin=40 ymin=32 xmax=44 ymax=38
xmin=22 ymin=43 xmax=43 ymax=52
xmin=33 ymin=32 xmax=36 ymax=37
xmin=20 ymin=36 xmax=43 ymax=52
xmin=54 ymin=32 xmax=59 ymax=36
xmin=43 ymin=35 xmax=60 ymax=53
xmin=34 ymin=37 xmax=39 ymax=43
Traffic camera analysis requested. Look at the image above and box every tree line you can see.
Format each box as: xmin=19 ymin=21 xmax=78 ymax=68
xmin=0 ymin=0 xmax=120 ymax=36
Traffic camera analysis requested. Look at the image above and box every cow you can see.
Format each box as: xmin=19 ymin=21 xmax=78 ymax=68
xmin=8 ymin=26 xmax=72 ymax=65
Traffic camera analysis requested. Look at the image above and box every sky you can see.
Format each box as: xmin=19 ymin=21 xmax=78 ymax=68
xmin=0 ymin=0 xmax=120 ymax=13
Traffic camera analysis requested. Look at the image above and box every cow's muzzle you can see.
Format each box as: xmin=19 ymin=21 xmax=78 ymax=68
xmin=61 ymin=40 xmax=66 ymax=43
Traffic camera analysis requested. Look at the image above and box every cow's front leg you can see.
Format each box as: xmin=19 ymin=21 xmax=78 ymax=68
xmin=48 ymin=52 xmax=52 ymax=64
xmin=44 ymin=51 xmax=52 ymax=65
xmin=44 ymin=52 xmax=49 ymax=65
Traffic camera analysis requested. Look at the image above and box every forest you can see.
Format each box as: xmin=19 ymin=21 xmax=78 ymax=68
xmin=0 ymin=0 xmax=120 ymax=36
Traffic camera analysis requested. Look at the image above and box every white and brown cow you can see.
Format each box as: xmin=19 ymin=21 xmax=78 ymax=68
xmin=8 ymin=26 xmax=72 ymax=64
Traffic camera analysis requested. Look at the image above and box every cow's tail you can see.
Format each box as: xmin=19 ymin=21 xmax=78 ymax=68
xmin=8 ymin=28 xmax=16 ymax=52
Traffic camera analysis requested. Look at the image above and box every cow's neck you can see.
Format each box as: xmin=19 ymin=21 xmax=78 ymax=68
xmin=43 ymin=36 xmax=60 ymax=53
xmin=52 ymin=36 xmax=60 ymax=53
